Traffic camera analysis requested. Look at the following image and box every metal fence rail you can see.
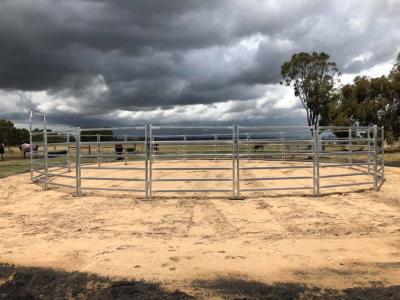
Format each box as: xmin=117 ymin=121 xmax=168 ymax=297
xmin=149 ymin=125 xmax=236 ymax=198
xmin=75 ymin=125 xmax=148 ymax=197
xmin=30 ymin=111 xmax=385 ymax=199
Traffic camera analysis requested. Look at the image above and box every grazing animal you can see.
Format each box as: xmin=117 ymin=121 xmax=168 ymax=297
xmin=19 ymin=143 xmax=39 ymax=159
xmin=253 ymin=144 xmax=264 ymax=152
xmin=146 ymin=143 xmax=159 ymax=154
xmin=152 ymin=143 xmax=159 ymax=154
xmin=115 ymin=144 xmax=124 ymax=160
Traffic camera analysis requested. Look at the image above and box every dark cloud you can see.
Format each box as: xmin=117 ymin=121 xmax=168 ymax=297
xmin=0 ymin=0 xmax=399 ymax=126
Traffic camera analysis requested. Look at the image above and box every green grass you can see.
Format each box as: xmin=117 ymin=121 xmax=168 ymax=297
xmin=383 ymin=147 xmax=400 ymax=167
xmin=0 ymin=159 xmax=31 ymax=178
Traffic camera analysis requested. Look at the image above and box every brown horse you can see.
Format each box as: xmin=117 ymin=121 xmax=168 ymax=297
xmin=19 ymin=143 xmax=39 ymax=159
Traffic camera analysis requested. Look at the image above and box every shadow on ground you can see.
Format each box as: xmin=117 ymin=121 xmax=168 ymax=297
xmin=192 ymin=277 xmax=400 ymax=299
xmin=386 ymin=161 xmax=400 ymax=168
xmin=1 ymin=263 xmax=400 ymax=299
xmin=0 ymin=263 xmax=192 ymax=299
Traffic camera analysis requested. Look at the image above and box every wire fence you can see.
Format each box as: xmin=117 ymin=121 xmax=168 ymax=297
xmin=29 ymin=112 xmax=385 ymax=199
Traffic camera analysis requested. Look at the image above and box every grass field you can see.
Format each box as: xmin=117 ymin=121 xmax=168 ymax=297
xmin=1 ymin=144 xmax=399 ymax=178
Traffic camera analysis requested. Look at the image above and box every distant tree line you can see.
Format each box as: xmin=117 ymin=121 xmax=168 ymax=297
xmin=0 ymin=120 xmax=116 ymax=146
xmin=0 ymin=120 xmax=29 ymax=146
xmin=80 ymin=130 xmax=114 ymax=142
xmin=281 ymin=52 xmax=400 ymax=143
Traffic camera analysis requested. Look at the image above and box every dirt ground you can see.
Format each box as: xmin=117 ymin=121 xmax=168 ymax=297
xmin=0 ymin=160 xmax=399 ymax=299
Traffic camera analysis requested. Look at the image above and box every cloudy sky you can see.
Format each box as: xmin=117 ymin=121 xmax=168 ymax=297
xmin=0 ymin=0 xmax=399 ymax=128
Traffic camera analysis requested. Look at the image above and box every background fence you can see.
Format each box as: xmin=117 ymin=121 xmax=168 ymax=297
xmin=30 ymin=114 xmax=385 ymax=199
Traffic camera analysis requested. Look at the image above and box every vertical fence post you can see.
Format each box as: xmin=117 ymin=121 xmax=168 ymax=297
xmin=145 ymin=124 xmax=149 ymax=199
xmin=348 ymin=128 xmax=352 ymax=168
xmin=281 ymin=132 xmax=286 ymax=163
xmin=247 ymin=132 xmax=250 ymax=161
xmin=124 ymin=134 xmax=128 ymax=165
xmin=214 ymin=134 xmax=218 ymax=160
xmin=75 ymin=128 xmax=81 ymax=196
xmin=149 ymin=124 xmax=153 ymax=199
xmin=236 ymin=125 xmax=241 ymax=199
xmin=316 ymin=124 xmax=320 ymax=195
xmin=231 ymin=125 xmax=236 ymax=198
xmin=43 ymin=114 xmax=48 ymax=190
xmin=183 ymin=135 xmax=187 ymax=161
xmin=381 ymin=126 xmax=385 ymax=182
xmin=67 ymin=133 xmax=71 ymax=172
xmin=313 ymin=124 xmax=320 ymax=196
xmin=312 ymin=126 xmax=316 ymax=196
xmin=29 ymin=111 xmax=33 ymax=182
xmin=97 ymin=133 xmax=101 ymax=167
xmin=373 ymin=125 xmax=378 ymax=191
xmin=367 ymin=127 xmax=371 ymax=172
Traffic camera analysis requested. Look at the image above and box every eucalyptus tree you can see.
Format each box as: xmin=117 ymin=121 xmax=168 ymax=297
xmin=281 ymin=52 xmax=341 ymax=128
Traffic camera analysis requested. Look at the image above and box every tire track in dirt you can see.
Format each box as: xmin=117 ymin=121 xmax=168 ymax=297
xmin=239 ymin=165 xmax=291 ymax=237
xmin=186 ymin=166 xmax=239 ymax=238
xmin=147 ymin=161 xmax=199 ymax=238
xmin=198 ymin=200 xmax=238 ymax=237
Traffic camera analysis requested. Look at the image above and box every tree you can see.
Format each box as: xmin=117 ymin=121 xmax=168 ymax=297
xmin=0 ymin=119 xmax=30 ymax=145
xmin=386 ymin=52 xmax=400 ymax=142
xmin=390 ymin=52 xmax=400 ymax=75
xmin=281 ymin=52 xmax=341 ymax=128
xmin=329 ymin=52 xmax=400 ymax=143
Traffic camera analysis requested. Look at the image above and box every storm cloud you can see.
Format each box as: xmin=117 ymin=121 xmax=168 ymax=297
xmin=0 ymin=0 xmax=399 ymax=127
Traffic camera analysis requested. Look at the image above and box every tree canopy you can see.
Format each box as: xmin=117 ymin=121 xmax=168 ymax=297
xmin=281 ymin=51 xmax=400 ymax=143
xmin=281 ymin=52 xmax=341 ymax=127
xmin=0 ymin=120 xmax=30 ymax=145
xmin=328 ymin=53 xmax=400 ymax=143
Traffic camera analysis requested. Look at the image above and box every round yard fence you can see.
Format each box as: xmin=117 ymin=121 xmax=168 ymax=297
xmin=28 ymin=111 xmax=385 ymax=199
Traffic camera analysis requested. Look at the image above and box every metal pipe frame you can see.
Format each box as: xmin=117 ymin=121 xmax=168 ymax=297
xmin=97 ymin=133 xmax=101 ymax=167
xmin=148 ymin=124 xmax=153 ymax=198
xmin=76 ymin=128 xmax=81 ymax=196
xmin=373 ymin=125 xmax=378 ymax=190
xmin=79 ymin=153 xmax=146 ymax=158
xmin=80 ymin=141 xmax=145 ymax=145
xmin=43 ymin=115 xmax=48 ymax=190
xmin=145 ymin=124 xmax=149 ymax=199
xmin=235 ymin=125 xmax=240 ymax=198
xmin=149 ymin=125 xmax=236 ymax=197
xmin=29 ymin=110 xmax=33 ymax=182
xmin=348 ymin=128 xmax=352 ymax=168
xmin=67 ymin=134 xmax=71 ymax=172
xmin=367 ymin=128 xmax=371 ymax=172
xmin=31 ymin=120 xmax=384 ymax=199
xmin=241 ymin=186 xmax=313 ymax=192
xmin=82 ymin=166 xmax=146 ymax=170
xmin=381 ymin=126 xmax=385 ymax=183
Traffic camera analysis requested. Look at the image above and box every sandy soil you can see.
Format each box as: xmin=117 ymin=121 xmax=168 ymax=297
xmin=0 ymin=160 xmax=399 ymax=298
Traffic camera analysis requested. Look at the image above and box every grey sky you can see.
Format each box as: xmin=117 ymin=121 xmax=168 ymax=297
xmin=0 ymin=0 xmax=399 ymax=128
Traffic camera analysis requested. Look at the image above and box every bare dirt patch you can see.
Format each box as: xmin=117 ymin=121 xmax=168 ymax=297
xmin=0 ymin=160 xmax=399 ymax=298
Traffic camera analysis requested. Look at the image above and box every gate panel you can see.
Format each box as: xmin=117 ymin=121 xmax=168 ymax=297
xmin=149 ymin=125 xmax=235 ymax=197
xmin=237 ymin=126 xmax=315 ymax=197
xmin=77 ymin=126 xmax=148 ymax=197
